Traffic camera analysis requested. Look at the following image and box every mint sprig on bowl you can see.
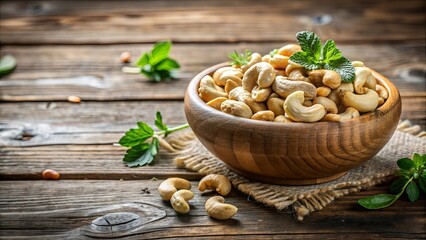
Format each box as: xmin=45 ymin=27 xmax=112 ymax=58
xmin=290 ymin=31 xmax=355 ymax=82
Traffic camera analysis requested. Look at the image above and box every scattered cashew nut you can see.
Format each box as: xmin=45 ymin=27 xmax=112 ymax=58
xmin=170 ymin=189 xmax=194 ymax=214
xmin=205 ymin=196 xmax=238 ymax=220
xmin=198 ymin=174 xmax=232 ymax=196
xmin=158 ymin=177 xmax=192 ymax=201
xmin=284 ymin=91 xmax=326 ymax=122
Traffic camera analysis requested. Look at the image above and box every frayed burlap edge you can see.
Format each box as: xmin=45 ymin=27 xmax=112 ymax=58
xmin=163 ymin=120 xmax=425 ymax=221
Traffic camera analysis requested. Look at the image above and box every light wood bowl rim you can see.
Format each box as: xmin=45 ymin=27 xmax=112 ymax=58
xmin=187 ymin=62 xmax=400 ymax=127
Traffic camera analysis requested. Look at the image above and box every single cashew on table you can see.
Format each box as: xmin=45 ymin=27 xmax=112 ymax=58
xmin=198 ymin=174 xmax=232 ymax=196
xmin=205 ymin=196 xmax=238 ymax=220
xmin=198 ymin=44 xmax=388 ymax=123
xmin=158 ymin=177 xmax=192 ymax=201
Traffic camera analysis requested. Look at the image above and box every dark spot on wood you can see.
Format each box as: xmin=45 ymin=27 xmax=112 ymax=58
xmin=92 ymin=212 xmax=140 ymax=226
xmin=312 ymin=14 xmax=333 ymax=25
xmin=397 ymin=65 xmax=426 ymax=83
xmin=141 ymin=187 xmax=151 ymax=194
xmin=26 ymin=2 xmax=44 ymax=15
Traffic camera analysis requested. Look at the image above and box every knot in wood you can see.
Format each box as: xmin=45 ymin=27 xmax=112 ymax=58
xmin=92 ymin=212 xmax=140 ymax=227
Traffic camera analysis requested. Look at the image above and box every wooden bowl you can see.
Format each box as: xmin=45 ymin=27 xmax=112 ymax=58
xmin=184 ymin=63 xmax=401 ymax=185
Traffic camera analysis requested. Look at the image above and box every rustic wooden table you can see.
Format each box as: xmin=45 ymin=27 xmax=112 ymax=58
xmin=1 ymin=0 xmax=425 ymax=239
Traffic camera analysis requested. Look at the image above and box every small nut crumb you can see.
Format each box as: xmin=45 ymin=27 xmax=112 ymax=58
xmin=67 ymin=96 xmax=81 ymax=103
xmin=42 ymin=169 xmax=60 ymax=180
xmin=120 ymin=51 xmax=131 ymax=63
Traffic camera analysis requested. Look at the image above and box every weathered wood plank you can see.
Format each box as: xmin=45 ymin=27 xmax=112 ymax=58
xmin=0 ymin=180 xmax=424 ymax=238
xmin=0 ymin=43 xmax=425 ymax=101
xmin=1 ymin=0 xmax=425 ymax=44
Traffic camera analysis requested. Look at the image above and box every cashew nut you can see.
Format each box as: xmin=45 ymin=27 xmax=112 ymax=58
xmin=205 ymin=196 xmax=238 ymax=220
xmin=158 ymin=177 xmax=192 ymax=201
xmin=323 ymin=107 xmax=360 ymax=122
xmin=288 ymin=68 xmax=309 ymax=82
xmin=251 ymin=110 xmax=275 ymax=121
xmin=198 ymin=174 xmax=232 ymax=196
xmin=275 ymin=69 xmax=286 ymax=77
xmin=213 ymin=67 xmax=243 ymax=86
xmin=274 ymin=115 xmax=293 ymax=123
xmin=277 ymin=44 xmax=302 ymax=57
xmin=221 ymin=100 xmax=253 ymax=118
xmin=285 ymin=62 xmax=302 ymax=76
xmin=262 ymin=54 xmax=271 ymax=63
xmin=352 ymin=61 xmax=365 ymax=67
xmin=378 ymin=97 xmax=385 ymax=106
xmin=198 ymin=75 xmax=228 ymax=102
xmin=272 ymin=76 xmax=317 ymax=100
xmin=375 ymin=84 xmax=388 ymax=99
xmin=322 ymin=70 xmax=341 ymax=89
xmin=170 ymin=190 xmax=194 ymax=214
xmin=224 ymin=79 xmax=241 ymax=94
xmin=229 ymin=87 xmax=267 ymax=113
xmin=313 ymin=97 xmax=338 ymax=114
xmin=251 ymin=85 xmax=272 ymax=102
xmin=316 ymin=86 xmax=331 ymax=97
xmin=284 ymin=91 xmax=326 ymax=122
xmin=308 ymin=69 xmax=325 ymax=87
xmin=328 ymin=82 xmax=355 ymax=105
xmin=241 ymin=53 xmax=262 ymax=72
xmin=303 ymin=100 xmax=313 ymax=107
xmin=207 ymin=97 xmax=228 ymax=110
xmin=242 ymin=62 xmax=276 ymax=91
xmin=354 ymin=67 xmax=376 ymax=94
xmin=269 ymin=54 xmax=289 ymax=70
xmin=340 ymin=89 xmax=379 ymax=112
xmin=267 ymin=97 xmax=285 ymax=116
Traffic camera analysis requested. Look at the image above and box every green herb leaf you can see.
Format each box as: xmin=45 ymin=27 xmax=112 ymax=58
xmin=136 ymin=53 xmax=150 ymax=67
xmin=124 ymin=138 xmax=159 ymax=167
xmin=397 ymin=157 xmax=415 ymax=170
xmin=228 ymin=50 xmax=252 ymax=66
xmin=296 ymin=31 xmax=322 ymax=60
xmin=119 ymin=122 xmax=154 ymax=147
xmin=0 ymin=55 xmax=17 ymax=76
xmin=357 ymin=194 xmax=398 ymax=209
xmin=156 ymin=58 xmax=180 ymax=71
xmin=150 ymin=41 xmax=171 ymax=65
xmin=155 ymin=111 xmax=168 ymax=132
xmin=419 ymin=176 xmax=426 ymax=194
xmin=390 ymin=178 xmax=407 ymax=194
xmin=289 ymin=52 xmax=321 ymax=70
xmin=412 ymin=153 xmax=423 ymax=167
xmin=269 ymin=49 xmax=278 ymax=57
xmin=289 ymin=31 xmax=355 ymax=82
xmin=406 ymin=181 xmax=419 ymax=202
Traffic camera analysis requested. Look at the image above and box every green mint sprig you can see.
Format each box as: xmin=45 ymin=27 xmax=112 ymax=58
xmin=122 ymin=41 xmax=180 ymax=82
xmin=0 ymin=55 xmax=17 ymax=76
xmin=289 ymin=31 xmax=355 ymax=82
xmin=119 ymin=112 xmax=189 ymax=167
xmin=358 ymin=153 xmax=426 ymax=209
xmin=228 ymin=50 xmax=252 ymax=66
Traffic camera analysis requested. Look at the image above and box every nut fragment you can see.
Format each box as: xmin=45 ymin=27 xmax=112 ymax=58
xmin=284 ymin=91 xmax=326 ymax=122
xmin=158 ymin=177 xmax=192 ymax=201
xmin=205 ymin=196 xmax=238 ymax=220
xmin=207 ymin=97 xmax=228 ymax=110
xmin=221 ymin=100 xmax=253 ymax=118
xmin=272 ymin=76 xmax=316 ymax=100
xmin=171 ymin=190 xmax=194 ymax=214
xmin=42 ymin=169 xmax=60 ymax=180
xmin=198 ymin=174 xmax=232 ymax=196
xmin=251 ymin=110 xmax=275 ymax=121
xmin=224 ymin=79 xmax=240 ymax=94
xmin=120 ymin=51 xmax=131 ymax=63
xmin=67 ymin=96 xmax=81 ymax=103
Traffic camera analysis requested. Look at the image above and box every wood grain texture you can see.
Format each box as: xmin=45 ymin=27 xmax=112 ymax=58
xmin=0 ymin=43 xmax=424 ymax=101
xmin=1 ymin=0 xmax=425 ymax=44
xmin=185 ymin=64 xmax=401 ymax=185
xmin=0 ymin=180 xmax=424 ymax=239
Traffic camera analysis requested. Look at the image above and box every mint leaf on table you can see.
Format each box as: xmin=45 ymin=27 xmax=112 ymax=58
xmin=122 ymin=41 xmax=180 ymax=82
xmin=358 ymin=153 xmax=426 ymax=209
xmin=118 ymin=111 xmax=189 ymax=167
xmin=0 ymin=55 xmax=17 ymax=76
xmin=289 ymin=31 xmax=355 ymax=82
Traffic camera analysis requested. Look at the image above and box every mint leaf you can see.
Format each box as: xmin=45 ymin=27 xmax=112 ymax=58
xmin=150 ymin=41 xmax=171 ymax=65
xmin=322 ymin=40 xmax=342 ymax=63
xmin=119 ymin=122 xmax=154 ymax=147
xmin=419 ymin=177 xmax=426 ymax=193
xmin=412 ymin=153 xmax=423 ymax=167
xmin=390 ymin=178 xmax=407 ymax=194
xmin=406 ymin=181 xmax=419 ymax=202
xmin=0 ymin=55 xmax=17 ymax=76
xmin=324 ymin=57 xmax=355 ymax=82
xmin=357 ymin=194 xmax=398 ymax=209
xmin=136 ymin=53 xmax=150 ymax=67
xmin=296 ymin=31 xmax=322 ymax=60
xmin=289 ymin=52 xmax=321 ymax=70
xmin=156 ymin=58 xmax=180 ymax=71
xmin=228 ymin=50 xmax=252 ymax=66
xmin=397 ymin=157 xmax=415 ymax=170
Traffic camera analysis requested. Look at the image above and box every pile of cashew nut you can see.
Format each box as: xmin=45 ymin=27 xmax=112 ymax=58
xmin=158 ymin=174 xmax=238 ymax=220
xmin=198 ymin=45 xmax=389 ymax=122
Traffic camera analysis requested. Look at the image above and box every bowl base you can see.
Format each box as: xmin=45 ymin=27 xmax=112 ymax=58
xmin=225 ymin=164 xmax=348 ymax=186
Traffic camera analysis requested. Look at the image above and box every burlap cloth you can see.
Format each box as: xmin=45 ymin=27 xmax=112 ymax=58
xmin=164 ymin=120 xmax=426 ymax=221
